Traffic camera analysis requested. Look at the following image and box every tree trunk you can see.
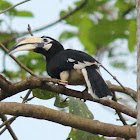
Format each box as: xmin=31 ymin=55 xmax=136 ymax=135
xmin=136 ymin=0 xmax=140 ymax=139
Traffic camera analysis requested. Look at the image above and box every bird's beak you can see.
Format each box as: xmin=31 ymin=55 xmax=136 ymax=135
xmin=8 ymin=36 xmax=44 ymax=54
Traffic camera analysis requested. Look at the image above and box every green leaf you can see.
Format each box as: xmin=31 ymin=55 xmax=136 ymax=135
xmin=60 ymin=0 xmax=109 ymax=26
xmin=14 ymin=10 xmax=34 ymax=17
xmin=0 ymin=32 xmax=15 ymax=43
xmin=68 ymin=98 xmax=105 ymax=140
xmin=92 ymin=19 xmax=129 ymax=45
xmin=75 ymin=0 xmax=107 ymax=14
xmin=2 ymin=70 xmax=19 ymax=80
xmin=32 ymin=89 xmax=56 ymax=99
xmin=115 ymin=0 xmax=135 ymax=16
xmin=59 ymin=31 xmax=77 ymax=42
xmin=68 ymin=128 xmax=106 ymax=140
xmin=115 ymin=0 xmax=130 ymax=12
xmin=0 ymin=0 xmax=33 ymax=17
xmin=69 ymin=97 xmax=93 ymax=119
xmin=110 ymin=61 xmax=126 ymax=69
xmin=0 ymin=0 xmax=12 ymax=10
xmin=128 ymin=20 xmax=136 ymax=52
xmin=54 ymin=95 xmax=69 ymax=108
xmin=78 ymin=15 xmax=96 ymax=54
xmin=0 ymin=19 xmax=3 ymax=24
xmin=17 ymin=52 xmax=46 ymax=74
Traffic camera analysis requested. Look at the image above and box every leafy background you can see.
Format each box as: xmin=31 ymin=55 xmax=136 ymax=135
xmin=0 ymin=0 xmax=136 ymax=139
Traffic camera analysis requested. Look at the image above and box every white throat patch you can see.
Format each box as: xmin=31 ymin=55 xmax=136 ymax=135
xmin=43 ymin=43 xmax=52 ymax=51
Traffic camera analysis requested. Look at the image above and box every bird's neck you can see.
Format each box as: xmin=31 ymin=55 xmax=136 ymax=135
xmin=45 ymin=44 xmax=64 ymax=63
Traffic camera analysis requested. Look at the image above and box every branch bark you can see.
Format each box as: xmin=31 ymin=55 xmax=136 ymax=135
xmin=0 ymin=76 xmax=137 ymax=119
xmin=0 ymin=102 xmax=136 ymax=139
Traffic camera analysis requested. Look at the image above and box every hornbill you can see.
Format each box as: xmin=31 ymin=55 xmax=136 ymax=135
xmin=8 ymin=36 xmax=112 ymax=98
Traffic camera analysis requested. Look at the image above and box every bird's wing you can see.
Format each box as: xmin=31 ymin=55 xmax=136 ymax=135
xmin=47 ymin=49 xmax=99 ymax=79
xmin=55 ymin=49 xmax=99 ymax=70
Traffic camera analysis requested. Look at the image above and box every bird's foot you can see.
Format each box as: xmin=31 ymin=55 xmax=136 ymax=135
xmin=58 ymin=80 xmax=68 ymax=85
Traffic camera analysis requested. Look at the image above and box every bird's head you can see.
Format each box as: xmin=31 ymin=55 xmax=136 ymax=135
xmin=8 ymin=36 xmax=64 ymax=57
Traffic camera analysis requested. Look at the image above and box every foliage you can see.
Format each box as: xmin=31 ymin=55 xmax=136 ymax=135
xmin=33 ymin=88 xmax=69 ymax=108
xmin=68 ymin=98 xmax=106 ymax=140
xmin=0 ymin=0 xmax=33 ymax=17
xmin=59 ymin=0 xmax=136 ymax=69
xmin=0 ymin=0 xmax=136 ymax=139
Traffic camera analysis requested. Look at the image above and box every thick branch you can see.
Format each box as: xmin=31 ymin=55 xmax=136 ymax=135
xmin=0 ymin=74 xmax=11 ymax=91
xmin=0 ymin=77 xmax=137 ymax=119
xmin=0 ymin=102 xmax=136 ymax=139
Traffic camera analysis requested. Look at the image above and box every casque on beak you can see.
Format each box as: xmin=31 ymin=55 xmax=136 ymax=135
xmin=8 ymin=36 xmax=44 ymax=54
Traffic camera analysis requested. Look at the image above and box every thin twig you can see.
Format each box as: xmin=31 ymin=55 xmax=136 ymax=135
xmin=2 ymin=53 xmax=6 ymax=72
xmin=106 ymin=81 xmax=137 ymax=102
xmin=0 ymin=42 xmax=37 ymax=77
xmin=22 ymin=0 xmax=87 ymax=34
xmin=21 ymin=89 xmax=32 ymax=103
xmin=100 ymin=64 xmax=126 ymax=90
xmin=112 ymin=92 xmax=128 ymax=125
xmin=0 ymin=126 xmax=7 ymax=135
xmin=0 ymin=114 xmax=18 ymax=140
xmin=0 ymin=89 xmax=32 ymax=135
xmin=27 ymin=24 xmax=33 ymax=36
xmin=0 ymin=117 xmax=16 ymax=129
xmin=0 ymin=0 xmax=30 ymax=14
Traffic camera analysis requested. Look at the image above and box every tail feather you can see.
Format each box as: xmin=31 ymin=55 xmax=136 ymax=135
xmin=82 ymin=66 xmax=112 ymax=98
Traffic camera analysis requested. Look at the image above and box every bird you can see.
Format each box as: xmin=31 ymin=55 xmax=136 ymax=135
xmin=8 ymin=36 xmax=112 ymax=98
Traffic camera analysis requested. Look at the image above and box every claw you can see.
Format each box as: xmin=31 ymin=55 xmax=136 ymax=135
xmin=58 ymin=80 xmax=68 ymax=85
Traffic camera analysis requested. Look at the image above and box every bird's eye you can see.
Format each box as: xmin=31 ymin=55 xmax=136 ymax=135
xmin=43 ymin=38 xmax=48 ymax=42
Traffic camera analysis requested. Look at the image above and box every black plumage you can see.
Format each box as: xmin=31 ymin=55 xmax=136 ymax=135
xmin=8 ymin=36 xmax=112 ymax=98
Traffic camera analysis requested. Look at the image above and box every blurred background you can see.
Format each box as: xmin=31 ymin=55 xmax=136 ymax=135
xmin=0 ymin=0 xmax=136 ymax=139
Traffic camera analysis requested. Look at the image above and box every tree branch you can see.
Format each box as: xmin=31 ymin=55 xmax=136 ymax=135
xmin=0 ymin=0 xmax=30 ymax=14
xmin=0 ymin=42 xmax=137 ymax=102
xmin=0 ymin=102 xmax=136 ymax=139
xmin=0 ymin=76 xmax=137 ymax=119
xmin=0 ymin=114 xmax=18 ymax=140
xmin=112 ymin=92 xmax=127 ymax=125
xmin=100 ymin=64 xmax=125 ymax=90
xmin=27 ymin=24 xmax=33 ymax=36
xmin=107 ymin=81 xmax=137 ymax=101
xmin=0 ymin=89 xmax=32 ymax=135
xmin=0 ymin=42 xmax=37 ymax=77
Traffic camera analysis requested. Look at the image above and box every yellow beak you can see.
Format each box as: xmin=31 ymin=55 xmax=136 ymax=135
xmin=8 ymin=36 xmax=43 ymax=54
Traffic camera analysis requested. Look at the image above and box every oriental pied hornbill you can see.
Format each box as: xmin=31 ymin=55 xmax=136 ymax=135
xmin=8 ymin=36 xmax=112 ymax=98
